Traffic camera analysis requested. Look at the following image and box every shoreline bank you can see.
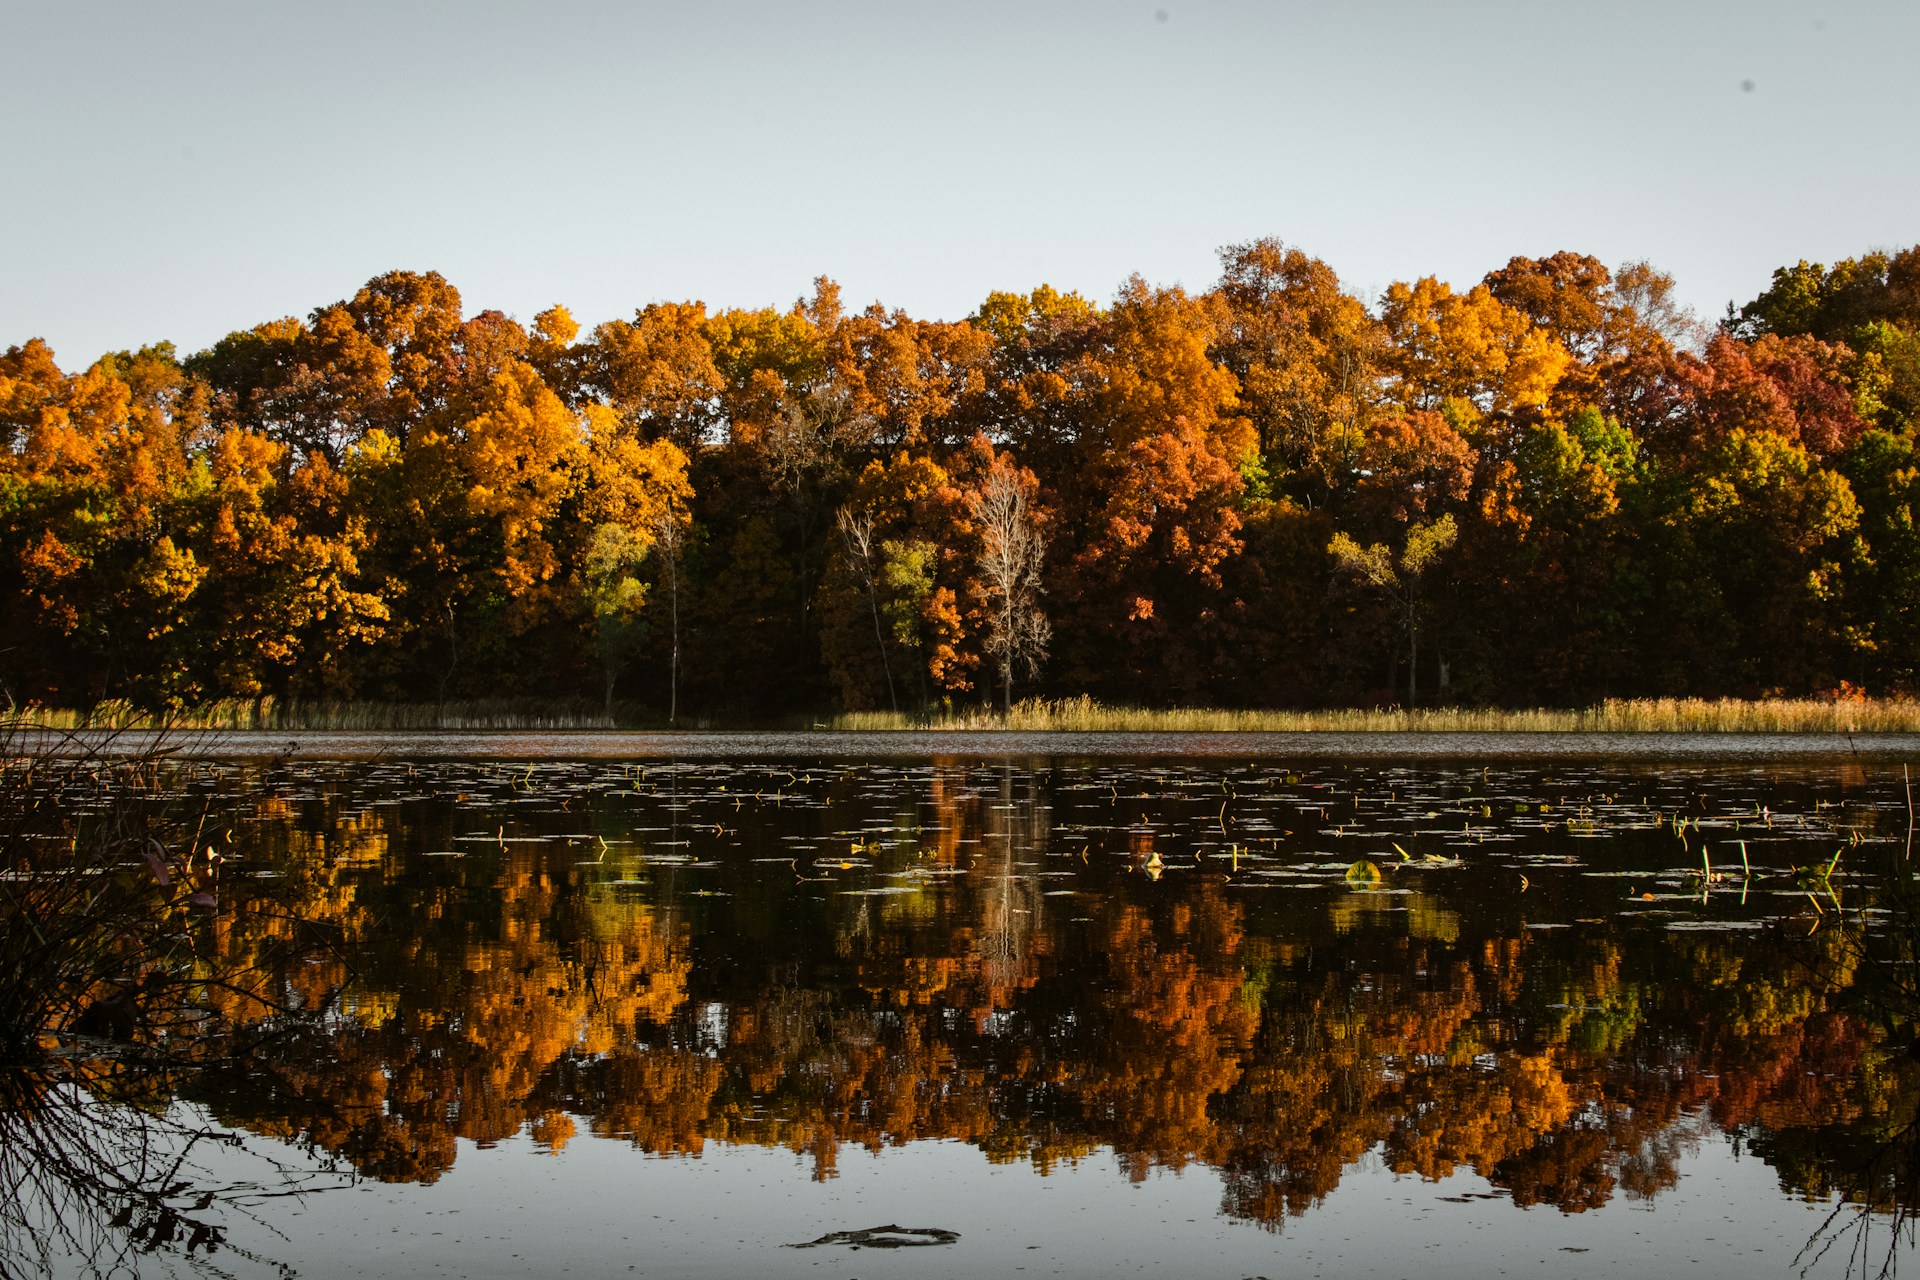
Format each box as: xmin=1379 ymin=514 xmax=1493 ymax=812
xmin=17 ymin=726 xmax=1920 ymax=762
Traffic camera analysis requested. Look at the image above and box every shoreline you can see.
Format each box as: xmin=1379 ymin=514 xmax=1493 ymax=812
xmin=17 ymin=726 xmax=1920 ymax=762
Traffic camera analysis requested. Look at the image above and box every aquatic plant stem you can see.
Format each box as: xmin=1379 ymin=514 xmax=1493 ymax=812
xmin=1905 ymin=764 xmax=1913 ymax=861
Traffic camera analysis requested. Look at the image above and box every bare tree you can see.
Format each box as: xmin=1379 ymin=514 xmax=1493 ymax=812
xmin=972 ymin=463 xmax=1050 ymax=718
xmin=764 ymin=380 xmax=872 ymax=644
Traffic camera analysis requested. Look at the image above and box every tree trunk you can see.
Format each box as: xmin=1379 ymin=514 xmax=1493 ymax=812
xmin=668 ymin=561 xmax=680 ymax=729
xmin=865 ymin=570 xmax=896 ymax=713
xmin=1407 ymin=604 xmax=1418 ymax=710
xmin=437 ymin=601 xmax=459 ymax=710
xmin=1002 ymin=615 xmax=1013 ymax=721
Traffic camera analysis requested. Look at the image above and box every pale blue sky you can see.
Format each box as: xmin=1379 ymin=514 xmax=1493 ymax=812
xmin=4 ymin=0 xmax=1915 ymax=367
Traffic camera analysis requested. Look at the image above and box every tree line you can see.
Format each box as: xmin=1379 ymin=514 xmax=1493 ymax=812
xmin=3 ymin=240 xmax=1918 ymax=716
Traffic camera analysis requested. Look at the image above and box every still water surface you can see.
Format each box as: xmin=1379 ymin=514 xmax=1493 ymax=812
xmin=21 ymin=737 xmax=1920 ymax=1277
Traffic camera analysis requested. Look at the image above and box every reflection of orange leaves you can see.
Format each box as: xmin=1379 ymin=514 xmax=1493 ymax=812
xmin=1386 ymin=1051 xmax=1576 ymax=1182
xmin=530 ymin=1110 xmax=576 ymax=1154
xmin=1071 ymin=891 xmax=1253 ymax=1178
xmin=1479 ymin=936 xmax=1529 ymax=1005
xmin=590 ymin=1051 xmax=723 ymax=1156
xmin=1705 ymin=1011 xmax=1870 ymax=1131
xmin=1497 ymin=1121 xmax=1617 ymax=1212
xmin=178 ymin=794 xmax=1913 ymax=1224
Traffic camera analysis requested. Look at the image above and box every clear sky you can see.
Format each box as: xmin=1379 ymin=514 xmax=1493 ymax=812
xmin=4 ymin=0 xmax=1916 ymax=368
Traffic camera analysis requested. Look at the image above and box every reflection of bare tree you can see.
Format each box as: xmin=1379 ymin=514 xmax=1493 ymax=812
xmin=1797 ymin=1114 xmax=1920 ymax=1280
xmin=0 ymin=1067 xmax=348 ymax=1279
xmin=1796 ymin=845 xmax=1920 ymax=1279
xmin=976 ymin=764 xmax=1049 ymax=1010
xmin=0 ymin=729 xmax=349 ymax=1276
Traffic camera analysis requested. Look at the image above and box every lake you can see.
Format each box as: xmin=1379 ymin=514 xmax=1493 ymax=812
xmin=12 ymin=734 xmax=1920 ymax=1278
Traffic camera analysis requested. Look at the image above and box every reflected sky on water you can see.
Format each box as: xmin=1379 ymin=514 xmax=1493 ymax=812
xmin=204 ymin=1124 xmax=1836 ymax=1280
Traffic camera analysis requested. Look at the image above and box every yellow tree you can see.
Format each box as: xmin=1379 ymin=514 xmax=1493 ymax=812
xmin=579 ymin=404 xmax=692 ymax=716
xmin=457 ymin=361 xmax=586 ymax=629
xmin=3 ymin=349 xmax=211 ymax=703
xmin=1097 ymin=276 xmax=1253 ymax=462
xmin=970 ymin=284 xmax=1106 ymax=467
xmin=1380 ymin=277 xmax=1571 ymax=433
xmin=584 ymin=301 xmax=725 ymax=449
xmin=824 ymin=307 xmax=990 ymax=450
xmin=192 ymin=429 xmax=390 ymax=697
xmin=1213 ymin=238 xmax=1385 ymax=503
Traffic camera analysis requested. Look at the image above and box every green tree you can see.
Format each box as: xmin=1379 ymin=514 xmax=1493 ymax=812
xmin=1328 ymin=514 xmax=1458 ymax=707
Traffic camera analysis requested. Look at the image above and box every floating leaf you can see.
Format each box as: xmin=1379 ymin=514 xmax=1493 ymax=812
xmin=1345 ymin=859 xmax=1383 ymax=887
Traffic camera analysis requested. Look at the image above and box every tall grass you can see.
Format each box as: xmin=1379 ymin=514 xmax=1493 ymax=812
xmin=0 ymin=723 xmax=346 ymax=1273
xmin=13 ymin=694 xmax=1920 ymax=735
xmin=831 ymin=695 xmax=1920 ymax=734
xmin=11 ymin=698 xmax=639 ymax=732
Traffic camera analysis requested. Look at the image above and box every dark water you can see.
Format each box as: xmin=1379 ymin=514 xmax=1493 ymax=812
xmin=17 ymin=743 xmax=1920 ymax=1277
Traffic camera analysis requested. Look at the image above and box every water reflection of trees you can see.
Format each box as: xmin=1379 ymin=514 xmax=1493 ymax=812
xmin=100 ymin=763 xmax=1920 ymax=1242
xmin=0 ymin=742 xmax=353 ymax=1277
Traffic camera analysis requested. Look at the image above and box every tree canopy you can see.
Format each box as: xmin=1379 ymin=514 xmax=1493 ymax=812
xmin=5 ymin=240 xmax=1917 ymax=716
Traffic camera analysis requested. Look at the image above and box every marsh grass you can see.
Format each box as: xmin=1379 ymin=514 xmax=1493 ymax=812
xmin=0 ymin=724 xmax=301 ymax=1062
xmin=0 ymin=733 xmax=197 ymax=1063
xmin=832 ymin=695 xmax=1920 ymax=734
xmin=12 ymin=694 xmax=1920 ymax=735
xmin=14 ymin=698 xmax=635 ymax=732
xmin=0 ymin=722 xmax=348 ymax=1275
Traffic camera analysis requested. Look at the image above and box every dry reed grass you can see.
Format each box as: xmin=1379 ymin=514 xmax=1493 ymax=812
xmin=10 ymin=699 xmax=630 ymax=732
xmin=12 ymin=694 xmax=1920 ymax=735
xmin=832 ymin=695 xmax=1920 ymax=734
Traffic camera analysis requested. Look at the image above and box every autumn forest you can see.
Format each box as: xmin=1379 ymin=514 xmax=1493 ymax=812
xmin=5 ymin=240 xmax=1919 ymax=718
